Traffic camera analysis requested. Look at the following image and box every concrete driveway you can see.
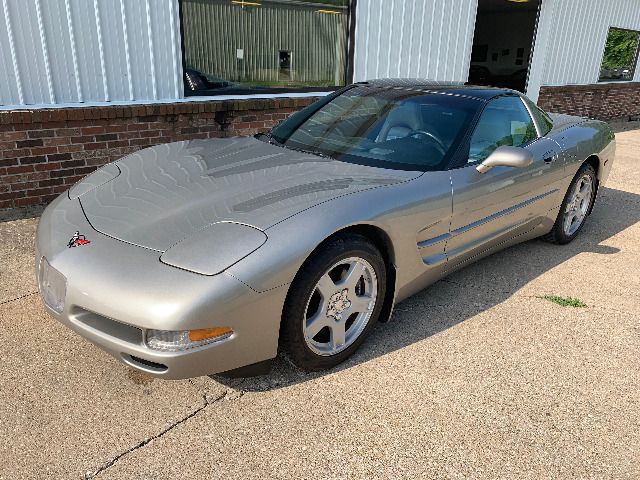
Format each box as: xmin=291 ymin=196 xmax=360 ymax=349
xmin=1 ymin=128 xmax=639 ymax=479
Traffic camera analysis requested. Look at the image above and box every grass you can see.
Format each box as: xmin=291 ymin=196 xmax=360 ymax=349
xmin=539 ymin=295 xmax=588 ymax=308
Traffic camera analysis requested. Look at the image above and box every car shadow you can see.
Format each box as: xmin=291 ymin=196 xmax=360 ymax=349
xmin=212 ymin=186 xmax=639 ymax=392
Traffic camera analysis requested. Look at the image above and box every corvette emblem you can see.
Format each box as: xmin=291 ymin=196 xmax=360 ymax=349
xmin=68 ymin=231 xmax=90 ymax=248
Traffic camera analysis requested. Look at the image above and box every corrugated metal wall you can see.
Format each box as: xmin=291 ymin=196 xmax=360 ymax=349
xmin=527 ymin=0 xmax=640 ymax=101
xmin=0 ymin=0 xmax=182 ymax=107
xmin=538 ymin=0 xmax=640 ymax=85
xmin=5 ymin=0 xmax=640 ymax=109
xmin=352 ymin=0 xmax=478 ymax=83
xmin=181 ymin=0 xmax=347 ymax=86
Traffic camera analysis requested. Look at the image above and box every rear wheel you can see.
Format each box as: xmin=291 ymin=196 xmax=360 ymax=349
xmin=281 ymin=234 xmax=386 ymax=371
xmin=544 ymin=164 xmax=597 ymax=244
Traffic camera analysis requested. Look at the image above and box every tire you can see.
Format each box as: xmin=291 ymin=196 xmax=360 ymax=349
xmin=543 ymin=163 xmax=597 ymax=244
xmin=280 ymin=233 xmax=387 ymax=371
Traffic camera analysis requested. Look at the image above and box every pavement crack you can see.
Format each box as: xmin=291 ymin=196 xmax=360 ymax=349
xmin=84 ymin=389 xmax=234 ymax=479
xmin=0 ymin=291 xmax=37 ymax=306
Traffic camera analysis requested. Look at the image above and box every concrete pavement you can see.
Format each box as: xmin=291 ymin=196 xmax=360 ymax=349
xmin=1 ymin=126 xmax=638 ymax=479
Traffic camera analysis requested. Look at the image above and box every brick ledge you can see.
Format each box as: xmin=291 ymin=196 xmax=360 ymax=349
xmin=0 ymin=97 xmax=317 ymax=126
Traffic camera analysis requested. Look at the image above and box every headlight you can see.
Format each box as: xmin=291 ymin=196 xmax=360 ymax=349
xmin=146 ymin=327 xmax=233 ymax=351
xmin=38 ymin=257 xmax=67 ymax=314
xmin=160 ymin=222 xmax=267 ymax=275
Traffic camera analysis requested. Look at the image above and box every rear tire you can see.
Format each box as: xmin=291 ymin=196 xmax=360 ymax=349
xmin=280 ymin=233 xmax=387 ymax=371
xmin=543 ymin=163 xmax=597 ymax=244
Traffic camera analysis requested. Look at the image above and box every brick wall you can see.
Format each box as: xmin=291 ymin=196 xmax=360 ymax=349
xmin=538 ymin=82 xmax=640 ymax=120
xmin=0 ymin=97 xmax=318 ymax=215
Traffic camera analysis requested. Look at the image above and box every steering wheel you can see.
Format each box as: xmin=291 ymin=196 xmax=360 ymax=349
xmin=407 ymin=129 xmax=447 ymax=156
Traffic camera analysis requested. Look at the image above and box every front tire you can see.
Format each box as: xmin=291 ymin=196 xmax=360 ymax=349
xmin=281 ymin=234 xmax=387 ymax=371
xmin=544 ymin=163 xmax=597 ymax=244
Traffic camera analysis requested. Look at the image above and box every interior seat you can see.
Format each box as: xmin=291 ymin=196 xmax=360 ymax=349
xmin=377 ymin=103 xmax=423 ymax=142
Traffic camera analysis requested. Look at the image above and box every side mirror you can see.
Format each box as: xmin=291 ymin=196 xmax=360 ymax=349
xmin=476 ymin=146 xmax=534 ymax=173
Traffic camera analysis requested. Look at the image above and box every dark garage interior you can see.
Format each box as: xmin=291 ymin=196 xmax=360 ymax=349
xmin=468 ymin=0 xmax=540 ymax=92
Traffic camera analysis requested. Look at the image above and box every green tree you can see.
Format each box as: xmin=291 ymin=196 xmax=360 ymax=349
xmin=602 ymin=28 xmax=639 ymax=69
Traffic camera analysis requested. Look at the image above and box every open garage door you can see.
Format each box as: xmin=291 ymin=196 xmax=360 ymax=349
xmin=468 ymin=0 xmax=541 ymax=93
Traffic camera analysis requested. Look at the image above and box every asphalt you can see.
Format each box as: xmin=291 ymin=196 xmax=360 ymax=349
xmin=1 ymin=126 xmax=639 ymax=479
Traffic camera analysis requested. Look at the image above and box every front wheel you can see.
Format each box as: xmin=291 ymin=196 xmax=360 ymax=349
xmin=281 ymin=234 xmax=387 ymax=371
xmin=544 ymin=163 xmax=597 ymax=244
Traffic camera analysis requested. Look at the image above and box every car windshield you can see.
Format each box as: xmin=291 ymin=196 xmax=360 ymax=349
xmin=269 ymin=86 xmax=483 ymax=171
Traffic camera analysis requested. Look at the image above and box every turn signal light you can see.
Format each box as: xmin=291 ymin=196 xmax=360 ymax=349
xmin=189 ymin=327 xmax=233 ymax=342
xmin=146 ymin=327 xmax=234 ymax=351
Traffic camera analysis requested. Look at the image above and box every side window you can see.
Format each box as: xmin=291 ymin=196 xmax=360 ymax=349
xmin=468 ymin=96 xmax=538 ymax=163
xmin=523 ymin=96 xmax=553 ymax=136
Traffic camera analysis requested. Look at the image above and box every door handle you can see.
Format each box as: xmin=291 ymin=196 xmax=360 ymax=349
xmin=542 ymin=150 xmax=555 ymax=163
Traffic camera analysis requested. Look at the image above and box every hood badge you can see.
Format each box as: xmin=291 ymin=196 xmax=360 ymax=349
xmin=68 ymin=231 xmax=91 ymax=248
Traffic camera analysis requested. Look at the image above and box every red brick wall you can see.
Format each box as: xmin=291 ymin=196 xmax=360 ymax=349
xmin=0 ymin=97 xmax=318 ymax=214
xmin=538 ymin=82 xmax=640 ymax=120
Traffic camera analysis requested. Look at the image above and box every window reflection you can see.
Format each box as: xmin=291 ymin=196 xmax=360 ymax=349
xmin=599 ymin=27 xmax=640 ymax=82
xmin=181 ymin=0 xmax=349 ymax=95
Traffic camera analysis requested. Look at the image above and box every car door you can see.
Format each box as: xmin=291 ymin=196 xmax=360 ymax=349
xmin=445 ymin=95 xmax=565 ymax=268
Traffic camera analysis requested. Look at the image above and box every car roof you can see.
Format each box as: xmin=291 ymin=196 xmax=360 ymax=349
xmin=356 ymin=78 xmax=517 ymax=101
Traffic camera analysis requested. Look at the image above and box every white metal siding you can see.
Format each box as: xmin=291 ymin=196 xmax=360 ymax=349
xmin=0 ymin=0 xmax=183 ymax=107
xmin=527 ymin=0 xmax=640 ymax=101
xmin=352 ymin=0 xmax=478 ymax=83
xmin=5 ymin=0 xmax=640 ymax=109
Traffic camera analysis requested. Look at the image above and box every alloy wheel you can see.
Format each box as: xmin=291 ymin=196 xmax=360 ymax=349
xmin=563 ymin=174 xmax=593 ymax=236
xmin=303 ymin=257 xmax=378 ymax=356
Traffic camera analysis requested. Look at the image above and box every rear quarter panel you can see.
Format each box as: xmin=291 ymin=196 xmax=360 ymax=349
xmin=573 ymin=120 xmax=616 ymax=185
xmin=548 ymin=118 xmax=616 ymax=186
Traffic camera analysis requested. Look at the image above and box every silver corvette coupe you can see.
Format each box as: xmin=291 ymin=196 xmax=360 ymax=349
xmin=36 ymin=79 xmax=616 ymax=378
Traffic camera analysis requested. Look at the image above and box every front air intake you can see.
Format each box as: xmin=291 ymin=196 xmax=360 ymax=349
xmin=124 ymin=355 xmax=168 ymax=373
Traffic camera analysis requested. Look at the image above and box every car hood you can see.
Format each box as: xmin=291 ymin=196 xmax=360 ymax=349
xmin=78 ymin=137 xmax=420 ymax=252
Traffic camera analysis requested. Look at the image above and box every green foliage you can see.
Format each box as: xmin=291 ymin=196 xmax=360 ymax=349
xmin=602 ymin=28 xmax=640 ymax=70
xmin=539 ymin=295 xmax=587 ymax=308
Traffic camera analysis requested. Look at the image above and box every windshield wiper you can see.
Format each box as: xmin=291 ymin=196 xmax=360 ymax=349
xmin=255 ymin=132 xmax=283 ymax=147
xmin=255 ymin=133 xmax=333 ymax=159
xmin=284 ymin=145 xmax=333 ymax=159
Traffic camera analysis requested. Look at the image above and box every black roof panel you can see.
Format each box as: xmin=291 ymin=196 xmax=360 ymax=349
xmin=357 ymin=78 xmax=516 ymax=101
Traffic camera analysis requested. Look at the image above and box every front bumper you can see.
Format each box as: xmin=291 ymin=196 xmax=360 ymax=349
xmin=35 ymin=194 xmax=286 ymax=379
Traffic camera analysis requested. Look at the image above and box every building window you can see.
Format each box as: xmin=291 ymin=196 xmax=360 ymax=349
xmin=180 ymin=0 xmax=350 ymax=96
xmin=599 ymin=27 xmax=640 ymax=82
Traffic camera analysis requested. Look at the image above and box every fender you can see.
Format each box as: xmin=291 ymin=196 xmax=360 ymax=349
xmin=226 ymin=170 xmax=453 ymax=299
